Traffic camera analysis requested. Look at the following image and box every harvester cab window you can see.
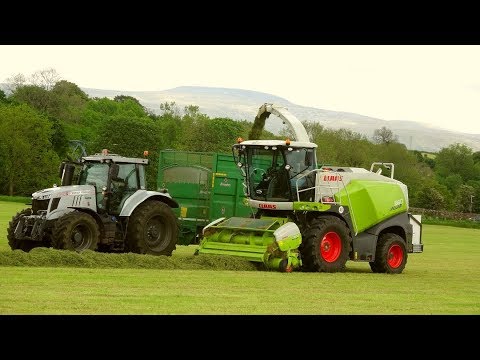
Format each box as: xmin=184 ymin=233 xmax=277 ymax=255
xmin=248 ymin=147 xmax=290 ymax=201
xmin=286 ymin=148 xmax=316 ymax=201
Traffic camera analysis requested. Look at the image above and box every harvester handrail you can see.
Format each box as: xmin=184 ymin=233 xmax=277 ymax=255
xmin=295 ymin=169 xmax=358 ymax=234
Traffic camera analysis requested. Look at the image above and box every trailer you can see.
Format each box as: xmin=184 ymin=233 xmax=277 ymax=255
xmin=157 ymin=150 xmax=253 ymax=245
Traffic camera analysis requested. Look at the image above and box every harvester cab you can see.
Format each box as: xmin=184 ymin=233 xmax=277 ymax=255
xmin=196 ymin=103 xmax=423 ymax=274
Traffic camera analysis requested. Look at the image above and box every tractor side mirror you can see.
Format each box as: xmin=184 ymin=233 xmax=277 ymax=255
xmin=109 ymin=164 xmax=120 ymax=179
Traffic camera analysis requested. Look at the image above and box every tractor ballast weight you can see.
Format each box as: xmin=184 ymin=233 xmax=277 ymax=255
xmin=196 ymin=103 xmax=423 ymax=274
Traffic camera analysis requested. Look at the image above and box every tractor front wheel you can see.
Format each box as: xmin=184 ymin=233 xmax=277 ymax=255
xmin=52 ymin=211 xmax=100 ymax=252
xmin=126 ymin=200 xmax=178 ymax=256
xmin=369 ymin=233 xmax=407 ymax=274
xmin=7 ymin=208 xmax=39 ymax=252
xmin=301 ymin=215 xmax=351 ymax=272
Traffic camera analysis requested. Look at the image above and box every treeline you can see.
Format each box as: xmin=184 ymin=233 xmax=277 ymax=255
xmin=0 ymin=69 xmax=479 ymax=213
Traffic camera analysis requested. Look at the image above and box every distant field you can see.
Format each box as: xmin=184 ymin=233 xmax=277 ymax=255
xmin=421 ymin=152 xmax=437 ymax=159
xmin=0 ymin=200 xmax=479 ymax=314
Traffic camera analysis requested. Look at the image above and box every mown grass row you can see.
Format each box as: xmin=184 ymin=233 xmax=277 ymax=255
xmin=0 ymin=246 xmax=257 ymax=271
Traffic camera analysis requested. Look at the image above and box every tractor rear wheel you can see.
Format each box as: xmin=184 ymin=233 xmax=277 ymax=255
xmin=7 ymin=208 xmax=39 ymax=252
xmin=301 ymin=215 xmax=351 ymax=272
xmin=126 ymin=200 xmax=178 ymax=256
xmin=52 ymin=211 xmax=100 ymax=252
xmin=369 ymin=233 xmax=407 ymax=274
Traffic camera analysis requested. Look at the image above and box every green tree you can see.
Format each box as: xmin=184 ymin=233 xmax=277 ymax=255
xmin=159 ymin=101 xmax=181 ymax=117
xmin=91 ymin=116 xmax=163 ymax=190
xmin=443 ymin=174 xmax=463 ymax=193
xmin=49 ymin=116 xmax=69 ymax=157
xmin=416 ymin=186 xmax=445 ymax=210
xmin=302 ymin=120 xmax=324 ymax=141
xmin=0 ymin=90 xmax=7 ymax=103
xmin=435 ymin=143 xmax=475 ymax=181
xmin=455 ymin=184 xmax=475 ymax=213
xmin=473 ymin=151 xmax=480 ymax=164
xmin=10 ymin=85 xmax=57 ymax=113
xmin=51 ymin=80 xmax=89 ymax=124
xmin=0 ymin=103 xmax=60 ymax=196
xmin=114 ymin=95 xmax=142 ymax=107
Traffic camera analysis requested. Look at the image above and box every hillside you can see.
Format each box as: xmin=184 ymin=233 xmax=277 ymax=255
xmin=3 ymin=83 xmax=479 ymax=152
xmin=82 ymin=86 xmax=480 ymax=152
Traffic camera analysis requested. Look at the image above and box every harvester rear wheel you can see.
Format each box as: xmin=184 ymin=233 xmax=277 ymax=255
xmin=301 ymin=215 xmax=350 ymax=272
xmin=369 ymin=233 xmax=407 ymax=274
xmin=7 ymin=208 xmax=39 ymax=252
xmin=126 ymin=200 xmax=178 ymax=256
xmin=52 ymin=211 xmax=100 ymax=252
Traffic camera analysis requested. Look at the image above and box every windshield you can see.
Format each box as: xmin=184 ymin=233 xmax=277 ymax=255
xmin=78 ymin=162 xmax=109 ymax=189
xmin=234 ymin=145 xmax=316 ymax=202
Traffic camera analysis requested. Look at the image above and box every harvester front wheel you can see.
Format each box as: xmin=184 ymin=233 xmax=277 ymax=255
xmin=369 ymin=233 xmax=407 ymax=274
xmin=301 ymin=215 xmax=350 ymax=272
xmin=52 ymin=211 xmax=100 ymax=252
xmin=7 ymin=208 xmax=39 ymax=252
xmin=126 ymin=200 xmax=178 ymax=256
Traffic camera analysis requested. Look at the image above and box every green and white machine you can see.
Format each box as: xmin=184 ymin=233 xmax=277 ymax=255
xmin=196 ymin=103 xmax=423 ymax=273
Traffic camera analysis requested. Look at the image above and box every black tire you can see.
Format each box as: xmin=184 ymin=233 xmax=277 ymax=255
xmin=7 ymin=208 xmax=39 ymax=252
xmin=279 ymin=259 xmax=293 ymax=273
xmin=301 ymin=215 xmax=351 ymax=272
xmin=126 ymin=200 xmax=178 ymax=256
xmin=369 ymin=233 xmax=407 ymax=274
xmin=52 ymin=211 xmax=99 ymax=252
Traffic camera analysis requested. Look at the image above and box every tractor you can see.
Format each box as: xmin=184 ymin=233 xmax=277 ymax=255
xmin=7 ymin=149 xmax=179 ymax=256
xmin=196 ymin=103 xmax=423 ymax=273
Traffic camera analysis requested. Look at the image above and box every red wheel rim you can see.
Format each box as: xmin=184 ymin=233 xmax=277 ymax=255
xmin=387 ymin=244 xmax=403 ymax=268
xmin=320 ymin=231 xmax=342 ymax=262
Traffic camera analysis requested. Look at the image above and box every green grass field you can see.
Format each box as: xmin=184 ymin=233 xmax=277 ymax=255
xmin=1 ymin=200 xmax=479 ymax=314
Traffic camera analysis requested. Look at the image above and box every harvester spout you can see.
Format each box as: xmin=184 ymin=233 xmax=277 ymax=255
xmin=248 ymin=103 xmax=310 ymax=142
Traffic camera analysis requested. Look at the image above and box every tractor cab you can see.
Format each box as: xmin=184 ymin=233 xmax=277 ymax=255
xmin=61 ymin=149 xmax=148 ymax=215
xmin=233 ymin=141 xmax=317 ymax=202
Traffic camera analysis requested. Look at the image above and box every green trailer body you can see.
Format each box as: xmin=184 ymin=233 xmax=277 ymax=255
xmin=157 ymin=150 xmax=253 ymax=245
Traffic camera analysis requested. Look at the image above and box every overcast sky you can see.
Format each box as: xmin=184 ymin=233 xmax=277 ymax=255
xmin=1 ymin=45 xmax=479 ymax=134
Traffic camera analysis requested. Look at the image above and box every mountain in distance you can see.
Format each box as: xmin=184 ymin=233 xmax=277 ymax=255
xmin=82 ymin=86 xmax=480 ymax=153
xmin=3 ymin=82 xmax=478 ymax=152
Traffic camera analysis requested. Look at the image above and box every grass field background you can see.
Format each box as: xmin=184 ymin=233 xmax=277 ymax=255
xmin=1 ymin=200 xmax=479 ymax=314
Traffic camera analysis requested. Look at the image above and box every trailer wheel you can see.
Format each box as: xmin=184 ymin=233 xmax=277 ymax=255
xmin=126 ymin=200 xmax=178 ymax=256
xmin=7 ymin=208 xmax=39 ymax=252
xmin=301 ymin=215 xmax=351 ymax=272
xmin=369 ymin=233 xmax=407 ymax=274
xmin=52 ymin=211 xmax=99 ymax=252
